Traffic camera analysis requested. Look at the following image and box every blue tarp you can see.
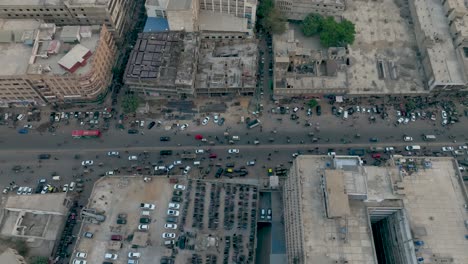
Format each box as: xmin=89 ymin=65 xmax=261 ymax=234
xmin=143 ymin=17 xmax=169 ymax=32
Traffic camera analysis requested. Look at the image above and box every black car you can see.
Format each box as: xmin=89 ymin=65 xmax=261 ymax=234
xmin=147 ymin=121 xmax=156 ymax=130
xmin=160 ymin=150 xmax=173 ymax=156
xmin=331 ymin=106 xmax=337 ymax=115
xmin=171 ymin=196 xmax=182 ymax=202
xmin=128 ymin=129 xmax=138 ymax=134
xmin=215 ymin=168 xmax=224 ymax=178
xmin=38 ymin=154 xmax=51 ymax=160
xmin=369 ymin=137 xmax=379 ymax=142
xmin=160 ymin=136 xmax=171 ymax=141
xmin=139 ymin=217 xmax=150 ymax=224
xmin=218 ymin=118 xmax=225 ymax=126
xmin=316 ymin=105 xmax=322 ymax=116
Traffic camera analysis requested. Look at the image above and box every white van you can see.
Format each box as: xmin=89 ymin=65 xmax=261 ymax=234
xmin=423 ymin=135 xmax=437 ymax=141
xmin=405 ymin=145 xmax=421 ymax=151
xmin=193 ymin=161 xmax=201 ymax=166
xmin=343 ymin=111 xmax=348 ymax=120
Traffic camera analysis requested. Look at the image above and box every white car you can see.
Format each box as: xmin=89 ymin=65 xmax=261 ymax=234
xmin=81 ymin=160 xmax=93 ymax=166
xmin=292 ymin=153 xmax=299 ymax=158
xmin=228 ymin=149 xmax=240 ymax=154
xmin=397 ymin=117 xmax=404 ymax=124
xmin=167 ymin=210 xmax=179 ymax=216
xmin=128 ymin=155 xmax=138 ymax=161
xmin=105 ymin=171 xmax=114 ymax=176
xmin=164 ymin=223 xmax=178 ymax=229
xmin=454 ymin=150 xmax=465 ymax=156
xmin=140 ymin=203 xmax=156 ymax=210
xmin=138 ymin=224 xmax=149 ymax=230
xmin=385 ymin=147 xmax=395 ymax=152
xmin=76 ymin=252 xmax=87 ymax=258
xmin=107 ymin=151 xmax=119 ymax=156
xmin=403 ymin=136 xmax=413 ymax=142
xmin=459 ymin=145 xmax=468 ymax=150
xmin=442 ymin=146 xmax=454 ymax=152
xmin=213 ymin=115 xmax=219 ymax=123
xmin=62 ymin=184 xmax=69 ymax=192
xmin=195 ymin=149 xmax=204 ymax=154
xmin=246 ymin=161 xmax=256 ymax=166
xmin=183 ymin=166 xmax=191 ymax=174
xmin=442 ymin=110 xmax=447 ymax=118
xmin=162 ymin=233 xmax=176 ymax=239
xmin=403 ymin=118 xmax=409 ymax=124
xmin=174 ymin=184 xmax=186 ymax=190
xmin=104 ymin=253 xmax=118 ymax=260
xmin=180 ymin=123 xmax=189 ymax=130
xmin=173 ymin=160 xmax=182 ymax=166
xmin=202 ymin=117 xmax=210 ymax=125
xmin=128 ymin=252 xmax=141 ymax=259
xmin=73 ymin=260 xmax=87 ymax=264
xmin=168 ymin=203 xmax=180 ymax=209
xmin=356 ymin=106 xmax=360 ymax=113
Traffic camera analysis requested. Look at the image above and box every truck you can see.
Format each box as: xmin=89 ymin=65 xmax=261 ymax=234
xmin=348 ymin=149 xmax=366 ymax=156
xmin=423 ymin=134 xmax=437 ymax=141
xmin=181 ymin=153 xmax=196 ymax=160
xmin=247 ymin=119 xmax=261 ymax=129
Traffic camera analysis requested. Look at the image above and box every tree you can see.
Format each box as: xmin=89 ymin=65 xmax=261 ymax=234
xmin=307 ymin=99 xmax=318 ymax=108
xmin=30 ymin=257 xmax=49 ymax=264
xmin=300 ymin=13 xmax=356 ymax=47
xmin=121 ymin=94 xmax=140 ymax=113
xmin=257 ymin=0 xmax=286 ymax=35
xmin=262 ymin=8 xmax=287 ymax=35
xmin=301 ymin=13 xmax=323 ymax=37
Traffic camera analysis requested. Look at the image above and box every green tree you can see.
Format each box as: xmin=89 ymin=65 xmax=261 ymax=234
xmin=257 ymin=0 xmax=286 ymax=35
xmin=262 ymin=8 xmax=287 ymax=35
xmin=121 ymin=94 xmax=140 ymax=113
xmin=30 ymin=256 xmax=49 ymax=264
xmin=301 ymin=13 xmax=323 ymax=37
xmin=307 ymin=99 xmax=318 ymax=108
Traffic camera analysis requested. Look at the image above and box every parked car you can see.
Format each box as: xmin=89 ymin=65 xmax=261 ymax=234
xmin=168 ymin=203 xmax=180 ymax=209
xmin=162 ymin=233 xmax=176 ymax=239
xmin=174 ymin=184 xmax=186 ymax=190
xmin=140 ymin=203 xmax=155 ymax=210
xmin=128 ymin=129 xmax=138 ymax=134
xmin=180 ymin=123 xmax=189 ymax=130
xmin=138 ymin=224 xmax=149 ymax=230
xmin=73 ymin=260 xmax=87 ymax=264
xmin=228 ymin=149 xmax=240 ymax=154
xmin=75 ymin=252 xmax=87 ymax=258
xmin=403 ymin=136 xmax=413 ymax=142
xmin=147 ymin=121 xmax=156 ymax=129
xmin=107 ymin=151 xmax=119 ymax=156
xmin=164 ymin=223 xmax=177 ymax=229
xmin=128 ymin=252 xmax=141 ymax=259
xmin=442 ymin=146 xmax=454 ymax=152
xmin=81 ymin=160 xmax=94 ymax=166
xmin=83 ymin=232 xmax=93 ymax=238
xmin=128 ymin=155 xmax=138 ymax=161
xmin=202 ymin=117 xmax=210 ymax=125
xmin=104 ymin=253 xmax=118 ymax=260
xmin=167 ymin=210 xmax=179 ymax=216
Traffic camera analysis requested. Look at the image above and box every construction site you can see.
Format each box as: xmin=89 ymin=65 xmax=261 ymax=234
xmin=283 ymin=155 xmax=468 ymax=264
xmin=124 ymin=31 xmax=199 ymax=98
xmin=195 ymin=39 xmax=258 ymax=97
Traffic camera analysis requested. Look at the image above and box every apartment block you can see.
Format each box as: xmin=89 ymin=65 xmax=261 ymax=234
xmin=275 ymin=0 xmax=345 ymax=20
xmin=0 ymin=19 xmax=116 ymax=106
xmin=0 ymin=0 xmax=144 ymax=40
xmin=199 ymin=0 xmax=257 ymax=29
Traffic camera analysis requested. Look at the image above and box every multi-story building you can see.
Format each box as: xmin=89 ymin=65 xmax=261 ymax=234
xmin=123 ymin=31 xmax=198 ymax=98
xmin=0 ymin=0 xmax=144 ymax=40
xmin=143 ymin=0 xmax=255 ymax=35
xmin=0 ymin=19 xmax=116 ymax=106
xmin=408 ymin=0 xmax=468 ymax=91
xmin=284 ymin=155 xmax=468 ymax=263
xmin=275 ymin=0 xmax=346 ymax=20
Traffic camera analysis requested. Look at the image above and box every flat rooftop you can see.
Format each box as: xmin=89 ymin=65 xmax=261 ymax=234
xmin=292 ymin=156 xmax=468 ymax=263
xmin=198 ymin=11 xmax=249 ymax=33
xmin=412 ymin=0 xmax=467 ymax=86
xmin=167 ymin=0 xmax=191 ymax=10
xmin=196 ymin=40 xmax=257 ymax=89
xmin=4 ymin=192 xmax=68 ymax=215
xmin=0 ymin=0 xmax=63 ymax=5
xmin=0 ymin=20 xmax=102 ymax=76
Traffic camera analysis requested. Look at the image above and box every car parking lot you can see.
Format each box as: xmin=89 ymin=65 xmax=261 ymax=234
xmin=73 ymin=176 xmax=174 ymax=264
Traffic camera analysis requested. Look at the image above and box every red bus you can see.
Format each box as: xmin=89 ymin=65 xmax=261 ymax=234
xmin=72 ymin=130 xmax=101 ymax=139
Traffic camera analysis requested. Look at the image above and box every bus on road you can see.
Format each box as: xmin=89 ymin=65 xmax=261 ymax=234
xmin=72 ymin=130 xmax=101 ymax=139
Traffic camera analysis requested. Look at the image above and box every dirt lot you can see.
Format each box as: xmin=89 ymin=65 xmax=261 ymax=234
xmin=72 ymin=176 xmax=174 ymax=264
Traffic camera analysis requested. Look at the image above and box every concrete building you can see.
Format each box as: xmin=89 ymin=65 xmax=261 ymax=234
xmin=283 ymin=155 xmax=468 ymax=264
xmin=166 ymin=0 xmax=199 ymax=32
xmin=275 ymin=0 xmax=346 ymax=20
xmin=408 ymin=0 xmax=468 ymax=91
xmin=0 ymin=193 xmax=72 ymax=256
xmin=0 ymin=0 xmax=144 ymax=40
xmin=124 ymin=31 xmax=198 ymax=98
xmin=0 ymin=248 xmax=27 ymax=264
xmin=143 ymin=0 xmax=255 ymax=35
xmin=196 ymin=38 xmax=257 ymax=96
xmin=0 ymin=19 xmax=117 ymax=106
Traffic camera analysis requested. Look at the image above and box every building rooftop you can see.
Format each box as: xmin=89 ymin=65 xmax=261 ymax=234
xmin=0 ymin=19 xmax=102 ymax=76
xmin=290 ymin=155 xmax=468 ymax=264
xmin=4 ymin=192 xmax=69 ymax=215
xmin=413 ymin=0 xmax=466 ymax=86
xmin=198 ymin=11 xmax=249 ymax=33
xmin=167 ymin=0 xmax=191 ymax=10
xmin=0 ymin=0 xmax=63 ymax=5
xmin=124 ymin=31 xmax=197 ymax=87
xmin=196 ymin=40 xmax=257 ymax=89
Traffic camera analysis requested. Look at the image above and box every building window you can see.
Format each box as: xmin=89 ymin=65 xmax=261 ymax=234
xmin=463 ymin=47 xmax=468 ymax=58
